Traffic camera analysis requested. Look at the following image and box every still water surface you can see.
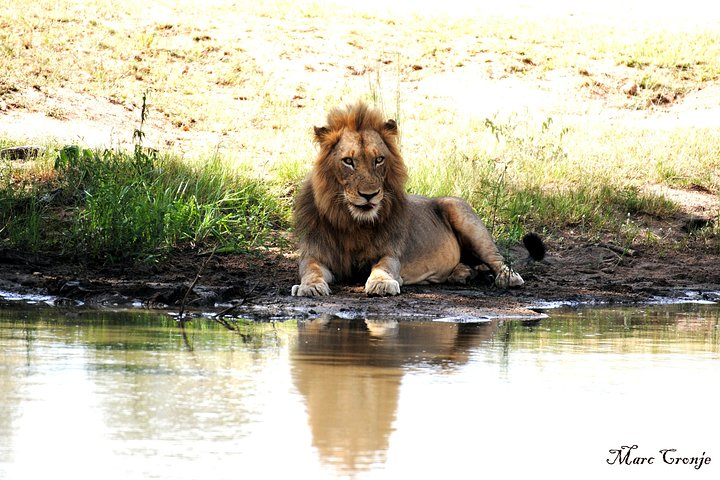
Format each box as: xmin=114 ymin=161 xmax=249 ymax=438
xmin=0 ymin=304 xmax=718 ymax=479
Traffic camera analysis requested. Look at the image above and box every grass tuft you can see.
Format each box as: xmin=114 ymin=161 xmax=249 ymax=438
xmin=407 ymin=116 xmax=684 ymax=245
xmin=1 ymin=143 xmax=287 ymax=263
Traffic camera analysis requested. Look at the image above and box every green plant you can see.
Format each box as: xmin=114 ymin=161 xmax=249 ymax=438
xmin=1 ymin=141 xmax=287 ymax=263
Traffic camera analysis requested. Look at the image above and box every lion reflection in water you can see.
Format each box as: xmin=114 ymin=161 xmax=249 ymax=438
xmin=291 ymin=316 xmax=498 ymax=472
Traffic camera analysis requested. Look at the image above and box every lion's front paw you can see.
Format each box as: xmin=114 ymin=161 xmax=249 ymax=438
xmin=495 ymin=265 xmax=524 ymax=288
xmin=291 ymin=281 xmax=331 ymax=296
xmin=364 ymin=278 xmax=401 ymax=296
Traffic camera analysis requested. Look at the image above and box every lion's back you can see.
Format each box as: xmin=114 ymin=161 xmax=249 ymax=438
xmin=398 ymin=195 xmax=462 ymax=283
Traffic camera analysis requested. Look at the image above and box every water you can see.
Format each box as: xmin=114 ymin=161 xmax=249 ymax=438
xmin=0 ymin=304 xmax=718 ymax=480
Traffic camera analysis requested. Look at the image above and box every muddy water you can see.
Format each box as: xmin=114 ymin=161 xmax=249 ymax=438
xmin=0 ymin=304 xmax=718 ymax=480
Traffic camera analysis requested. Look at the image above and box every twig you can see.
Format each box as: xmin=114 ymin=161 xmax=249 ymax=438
xmin=178 ymin=246 xmax=217 ymax=321
xmin=597 ymin=242 xmax=635 ymax=257
xmin=216 ymin=302 xmax=244 ymax=318
xmin=489 ymin=160 xmax=509 ymax=236
xmin=214 ymin=316 xmax=238 ymax=332
xmin=178 ymin=321 xmax=194 ymax=352
xmin=212 ymin=282 xmax=259 ymax=332
xmin=214 ymin=282 xmax=259 ymax=318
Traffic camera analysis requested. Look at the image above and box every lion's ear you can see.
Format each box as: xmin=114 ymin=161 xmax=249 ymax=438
xmin=383 ymin=119 xmax=398 ymax=135
xmin=314 ymin=126 xmax=331 ymax=144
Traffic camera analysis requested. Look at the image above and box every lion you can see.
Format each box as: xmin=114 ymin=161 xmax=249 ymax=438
xmin=291 ymin=101 xmax=538 ymax=297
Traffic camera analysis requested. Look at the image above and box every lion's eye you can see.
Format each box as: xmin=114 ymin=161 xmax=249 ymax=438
xmin=375 ymin=156 xmax=385 ymax=166
xmin=341 ymin=157 xmax=354 ymax=168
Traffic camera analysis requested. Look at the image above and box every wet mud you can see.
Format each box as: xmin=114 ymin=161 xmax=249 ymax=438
xmin=2 ymin=235 xmax=719 ymax=320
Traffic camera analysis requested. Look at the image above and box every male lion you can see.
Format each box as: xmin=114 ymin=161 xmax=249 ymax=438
xmin=291 ymin=102 xmax=529 ymax=297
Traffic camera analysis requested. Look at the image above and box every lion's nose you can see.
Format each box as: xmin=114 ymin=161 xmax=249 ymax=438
xmin=359 ymin=190 xmax=380 ymax=202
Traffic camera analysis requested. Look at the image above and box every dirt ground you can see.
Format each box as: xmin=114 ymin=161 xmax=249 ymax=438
xmin=1 ymin=222 xmax=719 ymax=320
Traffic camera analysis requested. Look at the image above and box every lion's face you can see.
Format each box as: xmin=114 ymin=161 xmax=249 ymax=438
xmin=326 ymin=129 xmax=393 ymax=223
xmin=304 ymin=103 xmax=408 ymax=230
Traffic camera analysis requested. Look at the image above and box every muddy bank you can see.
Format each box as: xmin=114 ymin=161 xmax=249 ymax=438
xmin=2 ymin=236 xmax=719 ymax=320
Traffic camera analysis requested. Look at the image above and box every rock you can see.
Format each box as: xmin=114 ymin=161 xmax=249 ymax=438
xmin=651 ymin=93 xmax=674 ymax=105
xmin=0 ymin=145 xmax=42 ymax=161
xmin=621 ymin=81 xmax=638 ymax=96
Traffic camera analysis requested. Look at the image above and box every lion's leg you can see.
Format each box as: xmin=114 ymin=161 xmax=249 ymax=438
xmin=438 ymin=198 xmax=523 ymax=288
xmin=365 ymin=256 xmax=402 ymax=296
xmin=291 ymin=257 xmax=334 ymax=296
xmin=447 ymin=263 xmax=477 ymax=284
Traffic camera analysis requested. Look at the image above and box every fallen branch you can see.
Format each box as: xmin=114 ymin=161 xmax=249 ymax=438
xmin=178 ymin=247 xmax=217 ymax=321
xmin=211 ymin=282 xmax=260 ymax=332
xmin=215 ymin=281 xmax=259 ymax=319
xmin=597 ymin=242 xmax=635 ymax=257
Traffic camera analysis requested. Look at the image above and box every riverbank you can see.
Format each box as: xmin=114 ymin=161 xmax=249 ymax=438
xmin=2 ymin=229 xmax=719 ymax=320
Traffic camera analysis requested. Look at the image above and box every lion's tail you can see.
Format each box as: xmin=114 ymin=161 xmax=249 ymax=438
xmin=522 ymin=232 xmax=546 ymax=261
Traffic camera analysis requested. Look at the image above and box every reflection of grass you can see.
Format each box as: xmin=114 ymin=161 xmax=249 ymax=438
xmin=502 ymin=304 xmax=720 ymax=353
xmin=0 ymin=307 xmax=295 ymax=352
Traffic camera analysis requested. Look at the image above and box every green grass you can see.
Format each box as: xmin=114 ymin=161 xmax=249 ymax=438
xmin=0 ymin=143 xmax=286 ymax=262
xmin=2 ymin=107 xmax=717 ymax=262
xmin=406 ymin=116 xmax=682 ymax=243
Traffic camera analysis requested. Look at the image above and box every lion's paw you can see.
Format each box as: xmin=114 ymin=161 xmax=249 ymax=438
xmin=365 ymin=319 xmax=399 ymax=337
xmin=495 ymin=265 xmax=524 ymax=289
xmin=364 ymin=278 xmax=401 ymax=296
xmin=291 ymin=282 xmax=331 ymax=296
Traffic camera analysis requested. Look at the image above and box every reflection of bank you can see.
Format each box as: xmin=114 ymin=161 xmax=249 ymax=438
xmin=291 ymin=316 xmax=496 ymax=474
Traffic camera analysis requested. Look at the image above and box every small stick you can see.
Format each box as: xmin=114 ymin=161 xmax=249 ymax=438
xmin=178 ymin=246 xmax=217 ymax=321
xmin=597 ymin=242 xmax=635 ymax=257
xmin=211 ymin=282 xmax=260 ymax=332
xmin=214 ymin=282 xmax=259 ymax=319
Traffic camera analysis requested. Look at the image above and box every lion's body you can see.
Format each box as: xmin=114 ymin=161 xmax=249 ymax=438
xmin=291 ymin=102 xmax=524 ymax=297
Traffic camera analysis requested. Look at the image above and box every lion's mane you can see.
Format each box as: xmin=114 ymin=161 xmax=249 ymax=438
xmin=294 ymin=102 xmax=409 ymax=280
